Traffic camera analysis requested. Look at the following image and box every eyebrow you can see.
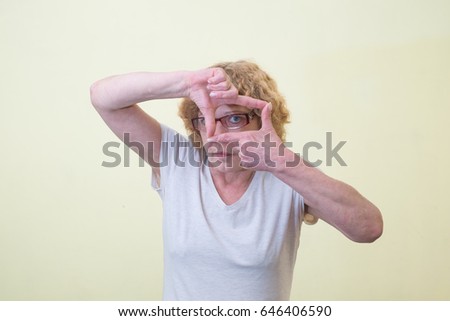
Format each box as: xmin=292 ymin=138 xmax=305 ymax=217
xmin=197 ymin=110 xmax=249 ymax=118
xmin=219 ymin=109 xmax=251 ymax=116
xmin=221 ymin=111 xmax=246 ymax=116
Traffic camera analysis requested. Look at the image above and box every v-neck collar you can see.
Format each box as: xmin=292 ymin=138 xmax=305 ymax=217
xmin=203 ymin=165 xmax=260 ymax=211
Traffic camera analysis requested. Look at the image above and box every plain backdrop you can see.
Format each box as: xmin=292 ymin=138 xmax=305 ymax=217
xmin=1 ymin=0 xmax=449 ymax=300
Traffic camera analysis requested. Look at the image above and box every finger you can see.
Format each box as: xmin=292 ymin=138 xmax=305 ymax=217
xmin=261 ymin=102 xmax=274 ymax=129
xmin=207 ymin=81 xmax=231 ymax=91
xmin=207 ymin=131 xmax=243 ymax=143
xmin=207 ymin=68 xmax=227 ymax=84
xmin=238 ymin=150 xmax=260 ymax=169
xmin=234 ymin=95 xmax=267 ymax=110
xmin=212 ymin=95 xmax=266 ymax=109
xmin=203 ymin=108 xmax=216 ymax=138
xmin=209 ymin=87 xmax=238 ymax=99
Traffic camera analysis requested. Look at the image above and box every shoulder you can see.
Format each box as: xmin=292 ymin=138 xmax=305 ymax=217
xmin=159 ymin=124 xmax=189 ymax=144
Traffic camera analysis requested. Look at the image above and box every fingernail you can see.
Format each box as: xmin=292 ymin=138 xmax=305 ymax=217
xmin=209 ymin=92 xmax=217 ymax=97
xmin=268 ymin=103 xmax=273 ymax=111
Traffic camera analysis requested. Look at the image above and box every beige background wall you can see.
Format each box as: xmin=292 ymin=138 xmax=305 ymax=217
xmin=1 ymin=0 xmax=449 ymax=300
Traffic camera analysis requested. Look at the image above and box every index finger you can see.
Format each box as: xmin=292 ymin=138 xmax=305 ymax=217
xmin=233 ymin=95 xmax=268 ymax=110
xmin=203 ymin=107 xmax=216 ymax=138
xmin=207 ymin=131 xmax=244 ymax=143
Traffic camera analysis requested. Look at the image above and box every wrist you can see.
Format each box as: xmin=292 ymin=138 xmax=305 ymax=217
xmin=182 ymin=70 xmax=196 ymax=98
xmin=169 ymin=70 xmax=193 ymax=99
xmin=271 ymin=146 xmax=307 ymax=177
xmin=184 ymin=68 xmax=210 ymax=98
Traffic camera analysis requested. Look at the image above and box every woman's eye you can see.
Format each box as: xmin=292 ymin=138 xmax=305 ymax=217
xmin=228 ymin=115 xmax=244 ymax=124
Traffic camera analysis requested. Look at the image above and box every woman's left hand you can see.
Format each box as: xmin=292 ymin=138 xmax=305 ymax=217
xmin=208 ymin=103 xmax=287 ymax=172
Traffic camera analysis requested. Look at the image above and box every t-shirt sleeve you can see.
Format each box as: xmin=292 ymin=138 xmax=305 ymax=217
xmin=296 ymin=190 xmax=305 ymax=222
xmin=150 ymin=124 xmax=195 ymax=197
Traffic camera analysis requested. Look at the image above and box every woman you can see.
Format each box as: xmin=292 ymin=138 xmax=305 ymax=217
xmin=90 ymin=60 xmax=383 ymax=300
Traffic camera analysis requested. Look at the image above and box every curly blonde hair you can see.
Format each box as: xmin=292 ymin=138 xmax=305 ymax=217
xmin=178 ymin=60 xmax=290 ymax=145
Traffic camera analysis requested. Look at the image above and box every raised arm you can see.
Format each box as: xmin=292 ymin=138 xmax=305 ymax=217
xmin=90 ymin=68 xmax=249 ymax=174
xmin=210 ymin=104 xmax=383 ymax=243
xmin=275 ymin=158 xmax=383 ymax=243
xmin=90 ymin=71 xmax=192 ymax=168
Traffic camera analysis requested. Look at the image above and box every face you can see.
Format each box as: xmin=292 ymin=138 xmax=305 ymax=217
xmin=197 ymin=105 xmax=261 ymax=172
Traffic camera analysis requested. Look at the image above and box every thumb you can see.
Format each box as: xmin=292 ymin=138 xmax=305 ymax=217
xmin=261 ymin=102 xmax=273 ymax=130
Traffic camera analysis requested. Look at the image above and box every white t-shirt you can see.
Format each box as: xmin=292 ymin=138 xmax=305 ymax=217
xmin=151 ymin=125 xmax=304 ymax=300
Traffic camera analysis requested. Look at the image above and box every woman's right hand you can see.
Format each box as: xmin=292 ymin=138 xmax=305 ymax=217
xmin=187 ymin=68 xmax=266 ymax=137
xmin=187 ymin=68 xmax=238 ymax=137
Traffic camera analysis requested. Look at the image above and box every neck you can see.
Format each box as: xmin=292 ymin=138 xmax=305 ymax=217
xmin=210 ymin=167 xmax=255 ymax=187
xmin=209 ymin=168 xmax=256 ymax=205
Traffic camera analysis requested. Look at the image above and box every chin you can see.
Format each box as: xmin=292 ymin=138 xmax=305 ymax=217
xmin=207 ymin=155 xmax=242 ymax=172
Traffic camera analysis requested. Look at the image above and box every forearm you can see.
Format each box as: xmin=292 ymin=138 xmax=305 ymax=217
xmin=90 ymin=71 xmax=191 ymax=110
xmin=273 ymin=149 xmax=383 ymax=242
